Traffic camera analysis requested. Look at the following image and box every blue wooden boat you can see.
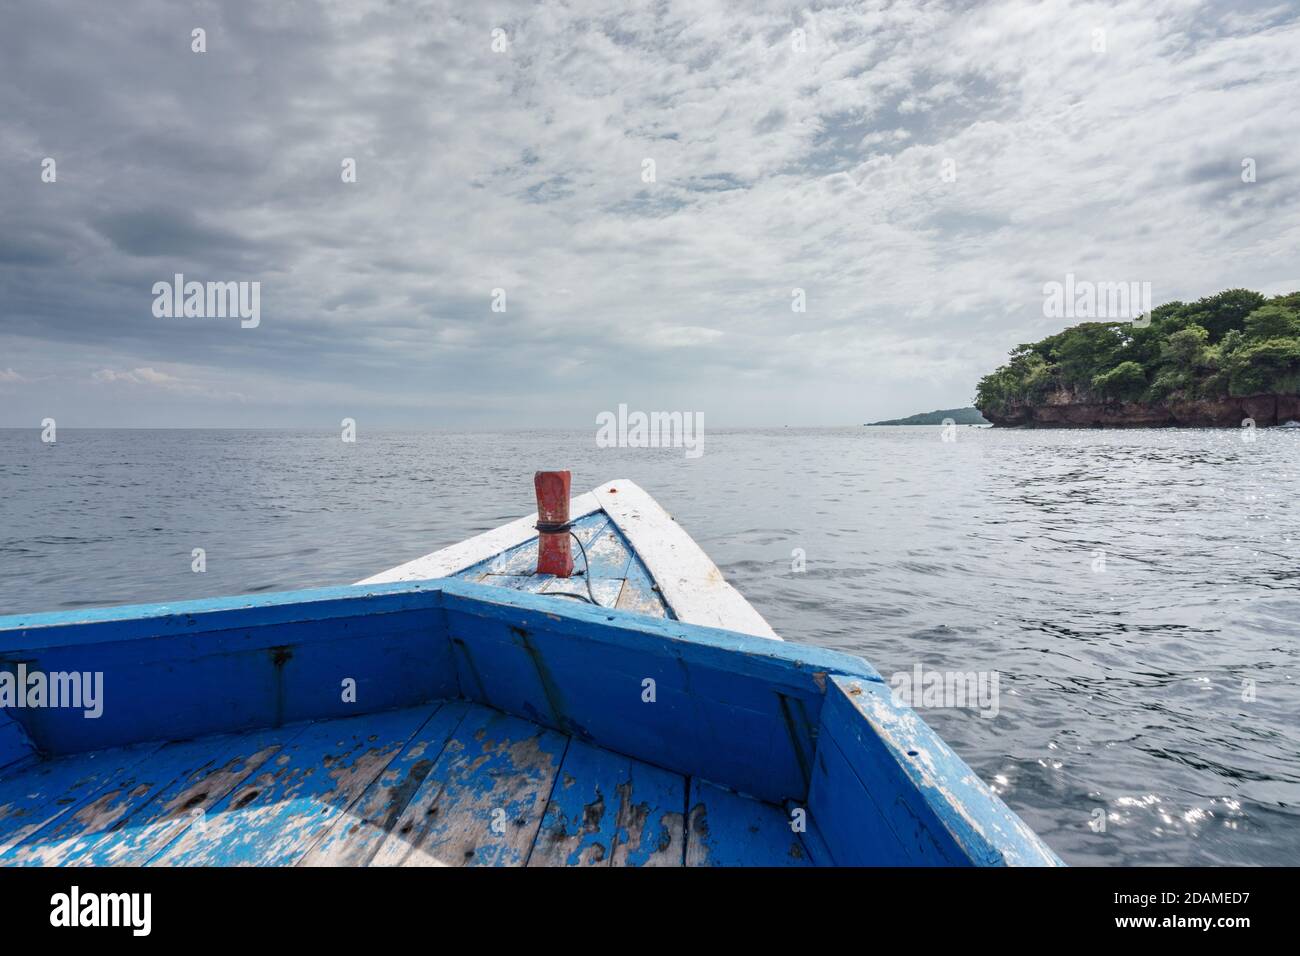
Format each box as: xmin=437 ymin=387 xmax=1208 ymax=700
xmin=0 ymin=479 xmax=1061 ymax=866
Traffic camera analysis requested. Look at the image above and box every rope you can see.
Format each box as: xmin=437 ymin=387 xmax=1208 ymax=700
xmin=540 ymin=530 xmax=603 ymax=607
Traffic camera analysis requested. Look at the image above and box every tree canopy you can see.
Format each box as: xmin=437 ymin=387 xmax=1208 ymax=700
xmin=975 ymin=289 xmax=1300 ymax=415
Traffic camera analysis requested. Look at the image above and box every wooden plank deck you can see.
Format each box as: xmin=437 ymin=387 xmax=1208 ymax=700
xmin=0 ymin=700 xmax=821 ymax=866
xmin=529 ymin=739 xmax=687 ymax=867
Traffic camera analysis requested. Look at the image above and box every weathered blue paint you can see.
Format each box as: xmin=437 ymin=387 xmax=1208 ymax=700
xmin=1 ymin=731 xmax=276 ymax=866
xmin=455 ymin=513 xmax=668 ymax=615
xmin=0 ymin=580 xmax=1062 ymax=866
xmin=0 ymin=742 xmax=162 ymax=854
xmin=368 ymin=703 xmax=567 ymax=867
xmin=686 ymin=779 xmax=813 ymax=866
xmin=530 ymin=739 xmax=688 ymax=866
xmin=531 ymin=739 xmax=624 ymax=866
xmin=301 ymin=701 xmax=471 ymax=866
xmin=150 ymin=705 xmax=436 ymax=866
xmin=810 ymin=677 xmax=1063 ymax=866
xmin=0 ymin=713 xmax=35 ymax=772
xmin=607 ymin=757 xmax=687 ymax=866
xmin=58 ymin=727 xmax=291 ymax=866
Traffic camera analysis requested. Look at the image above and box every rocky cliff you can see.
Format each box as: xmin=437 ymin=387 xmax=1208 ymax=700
xmin=980 ymin=392 xmax=1300 ymax=428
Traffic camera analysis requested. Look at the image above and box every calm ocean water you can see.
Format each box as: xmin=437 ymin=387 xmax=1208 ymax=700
xmin=1 ymin=426 xmax=1297 ymax=866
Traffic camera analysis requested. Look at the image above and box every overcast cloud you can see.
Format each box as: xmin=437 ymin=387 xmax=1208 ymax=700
xmin=1 ymin=0 xmax=1297 ymax=426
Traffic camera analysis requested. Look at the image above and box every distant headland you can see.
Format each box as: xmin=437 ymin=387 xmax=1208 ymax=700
xmin=866 ymin=407 xmax=990 ymax=426
xmin=975 ymin=289 xmax=1300 ymax=427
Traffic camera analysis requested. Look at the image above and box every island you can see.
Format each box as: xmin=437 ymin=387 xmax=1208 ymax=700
xmin=866 ymin=407 xmax=989 ymax=425
xmin=975 ymin=288 xmax=1300 ymax=427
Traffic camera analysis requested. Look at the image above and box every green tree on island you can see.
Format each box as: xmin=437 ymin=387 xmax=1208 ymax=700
xmin=975 ymin=289 xmax=1300 ymax=417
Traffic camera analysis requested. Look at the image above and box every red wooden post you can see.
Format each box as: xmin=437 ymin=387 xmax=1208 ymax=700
xmin=534 ymin=471 xmax=573 ymax=577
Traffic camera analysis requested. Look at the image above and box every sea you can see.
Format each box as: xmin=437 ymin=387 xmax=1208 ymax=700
xmin=1 ymin=425 xmax=1297 ymax=866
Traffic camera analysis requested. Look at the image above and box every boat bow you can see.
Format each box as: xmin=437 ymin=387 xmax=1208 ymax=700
xmin=360 ymin=479 xmax=779 ymax=639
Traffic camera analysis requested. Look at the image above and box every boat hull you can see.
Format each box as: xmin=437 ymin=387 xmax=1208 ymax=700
xmin=0 ymin=579 xmax=1061 ymax=866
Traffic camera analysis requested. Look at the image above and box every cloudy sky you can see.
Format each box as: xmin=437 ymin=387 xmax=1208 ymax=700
xmin=1 ymin=0 xmax=1297 ymax=426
